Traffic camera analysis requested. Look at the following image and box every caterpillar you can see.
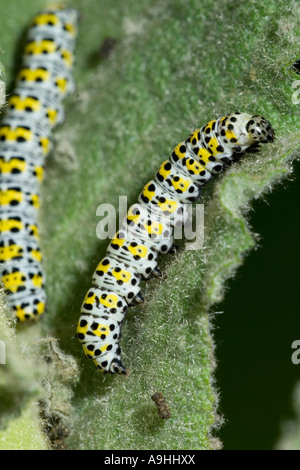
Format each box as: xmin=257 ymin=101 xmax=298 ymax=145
xmin=0 ymin=4 xmax=78 ymax=322
xmin=76 ymin=112 xmax=275 ymax=374
xmin=151 ymin=392 xmax=171 ymax=420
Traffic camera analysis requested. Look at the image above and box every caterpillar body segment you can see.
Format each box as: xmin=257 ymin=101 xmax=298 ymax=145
xmin=0 ymin=5 xmax=78 ymax=321
xmin=77 ymin=112 xmax=275 ymax=373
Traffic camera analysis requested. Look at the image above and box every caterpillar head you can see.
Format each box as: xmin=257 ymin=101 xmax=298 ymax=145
xmin=246 ymin=115 xmax=275 ymax=143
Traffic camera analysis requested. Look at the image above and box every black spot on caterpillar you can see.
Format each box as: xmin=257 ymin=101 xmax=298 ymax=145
xmin=0 ymin=5 xmax=78 ymax=321
xmin=76 ymin=112 xmax=275 ymax=373
xmin=292 ymin=58 xmax=300 ymax=74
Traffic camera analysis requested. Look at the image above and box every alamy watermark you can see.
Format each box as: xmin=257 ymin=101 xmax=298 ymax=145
xmin=291 ymin=340 xmax=300 ymax=365
xmin=95 ymin=196 xmax=204 ymax=251
xmin=292 ymin=80 xmax=300 ymax=104
xmin=0 ymin=340 xmax=5 ymax=364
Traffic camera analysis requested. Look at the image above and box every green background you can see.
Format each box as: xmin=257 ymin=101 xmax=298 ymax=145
xmin=216 ymin=160 xmax=300 ymax=449
xmin=0 ymin=0 xmax=299 ymax=450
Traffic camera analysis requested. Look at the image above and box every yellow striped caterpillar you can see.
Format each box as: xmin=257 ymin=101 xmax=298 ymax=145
xmin=0 ymin=4 xmax=78 ymax=321
xmin=77 ymin=112 xmax=275 ymax=374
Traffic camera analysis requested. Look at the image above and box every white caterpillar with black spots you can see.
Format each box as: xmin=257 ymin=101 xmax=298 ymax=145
xmin=0 ymin=4 xmax=78 ymax=321
xmin=77 ymin=112 xmax=275 ymax=374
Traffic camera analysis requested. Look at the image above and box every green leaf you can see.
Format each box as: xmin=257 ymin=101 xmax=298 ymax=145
xmin=0 ymin=289 xmax=48 ymax=449
xmin=0 ymin=397 xmax=49 ymax=450
xmin=0 ymin=0 xmax=299 ymax=450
